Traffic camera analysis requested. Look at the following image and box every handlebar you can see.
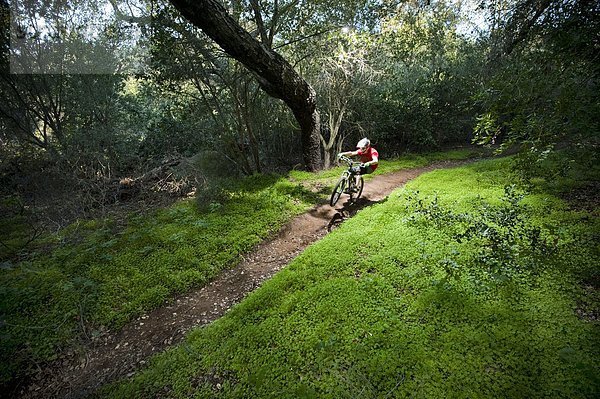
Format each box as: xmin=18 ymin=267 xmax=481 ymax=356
xmin=337 ymin=154 xmax=362 ymax=168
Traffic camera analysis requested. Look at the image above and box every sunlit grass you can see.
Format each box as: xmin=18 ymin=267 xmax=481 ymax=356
xmin=0 ymin=175 xmax=316 ymax=384
xmin=288 ymin=147 xmax=484 ymax=189
xmin=0 ymin=149 xmax=484 ymax=386
xmin=101 ymin=156 xmax=599 ymax=398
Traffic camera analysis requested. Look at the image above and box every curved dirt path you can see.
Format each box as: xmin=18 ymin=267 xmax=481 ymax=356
xmin=18 ymin=160 xmax=471 ymax=399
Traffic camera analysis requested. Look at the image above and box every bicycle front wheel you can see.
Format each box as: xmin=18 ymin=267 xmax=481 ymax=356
xmin=330 ymin=177 xmax=347 ymax=206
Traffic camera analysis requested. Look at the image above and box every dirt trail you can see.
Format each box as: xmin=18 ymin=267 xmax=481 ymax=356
xmin=18 ymin=160 xmax=470 ymax=399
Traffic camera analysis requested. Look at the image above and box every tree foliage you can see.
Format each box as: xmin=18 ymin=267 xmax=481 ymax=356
xmin=474 ymin=0 xmax=599 ymax=177
xmin=0 ymin=0 xmax=596 ymax=221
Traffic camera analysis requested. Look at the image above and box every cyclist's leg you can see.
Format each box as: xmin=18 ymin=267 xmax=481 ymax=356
xmin=345 ymin=168 xmax=358 ymax=193
xmin=359 ymin=165 xmax=374 ymax=175
xmin=347 ymin=166 xmax=370 ymax=193
xmin=350 ymin=169 xmax=361 ymax=192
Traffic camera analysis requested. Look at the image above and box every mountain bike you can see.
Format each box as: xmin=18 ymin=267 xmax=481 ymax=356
xmin=330 ymin=155 xmax=364 ymax=206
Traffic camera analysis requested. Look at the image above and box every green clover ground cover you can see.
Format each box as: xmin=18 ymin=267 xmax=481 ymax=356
xmin=102 ymin=157 xmax=598 ymax=398
xmin=0 ymin=149 xmax=481 ymax=388
xmin=0 ymin=175 xmax=315 ymax=385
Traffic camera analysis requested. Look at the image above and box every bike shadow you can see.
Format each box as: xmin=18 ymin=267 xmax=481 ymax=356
xmin=327 ymin=196 xmax=387 ymax=231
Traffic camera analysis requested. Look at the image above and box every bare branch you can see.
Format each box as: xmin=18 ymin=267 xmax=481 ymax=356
xmin=108 ymin=0 xmax=152 ymax=25
xmin=249 ymin=0 xmax=270 ymax=47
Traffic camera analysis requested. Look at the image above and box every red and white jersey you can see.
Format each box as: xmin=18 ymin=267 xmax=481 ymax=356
xmin=357 ymin=147 xmax=379 ymax=170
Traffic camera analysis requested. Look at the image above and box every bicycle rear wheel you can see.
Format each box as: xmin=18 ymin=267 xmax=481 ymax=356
xmin=330 ymin=177 xmax=346 ymax=206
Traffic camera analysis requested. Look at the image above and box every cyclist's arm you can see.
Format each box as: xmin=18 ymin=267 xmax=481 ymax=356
xmin=363 ymin=153 xmax=378 ymax=167
xmin=339 ymin=150 xmax=359 ymax=157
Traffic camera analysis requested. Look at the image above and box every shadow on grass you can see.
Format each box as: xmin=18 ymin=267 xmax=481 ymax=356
xmin=196 ymin=173 xmax=324 ymax=212
xmin=327 ymin=196 xmax=387 ymax=232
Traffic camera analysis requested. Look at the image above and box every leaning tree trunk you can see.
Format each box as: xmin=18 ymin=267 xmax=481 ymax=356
xmin=168 ymin=0 xmax=322 ymax=171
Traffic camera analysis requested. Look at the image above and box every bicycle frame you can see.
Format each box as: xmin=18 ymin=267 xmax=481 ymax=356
xmin=330 ymin=155 xmax=365 ymax=206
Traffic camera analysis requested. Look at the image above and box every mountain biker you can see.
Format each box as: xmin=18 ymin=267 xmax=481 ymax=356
xmin=337 ymin=138 xmax=379 ymax=175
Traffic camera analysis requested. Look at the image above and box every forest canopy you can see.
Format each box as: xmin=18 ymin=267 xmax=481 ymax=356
xmin=1 ymin=0 xmax=598 ymax=225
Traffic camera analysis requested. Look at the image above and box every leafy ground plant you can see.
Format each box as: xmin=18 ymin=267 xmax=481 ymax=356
xmin=0 ymin=149 xmax=481 ymax=389
xmin=403 ymin=184 xmax=557 ymax=282
xmin=101 ymin=157 xmax=599 ymax=398
xmin=0 ymin=174 xmax=316 ymax=386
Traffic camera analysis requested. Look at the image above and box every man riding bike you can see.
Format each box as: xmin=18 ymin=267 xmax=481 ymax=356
xmin=337 ymin=138 xmax=379 ymax=175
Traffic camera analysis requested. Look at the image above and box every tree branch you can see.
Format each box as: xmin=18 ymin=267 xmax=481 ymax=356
xmin=249 ymin=0 xmax=270 ymax=47
xmin=168 ymin=0 xmax=322 ymax=171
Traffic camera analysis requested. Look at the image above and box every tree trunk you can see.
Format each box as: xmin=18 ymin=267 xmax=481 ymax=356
xmin=322 ymin=147 xmax=332 ymax=170
xmin=319 ymin=106 xmax=345 ymax=169
xmin=168 ymin=0 xmax=322 ymax=171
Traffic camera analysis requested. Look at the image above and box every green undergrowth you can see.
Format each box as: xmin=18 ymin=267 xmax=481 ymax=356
xmin=0 ymin=174 xmax=317 ymax=386
xmin=0 ymin=150 xmax=479 ymax=389
xmin=518 ymin=147 xmax=600 ymax=201
xmin=102 ymin=157 xmax=599 ymax=398
xmin=0 ymin=197 xmax=35 ymax=261
xmin=288 ymin=147 xmax=484 ymax=185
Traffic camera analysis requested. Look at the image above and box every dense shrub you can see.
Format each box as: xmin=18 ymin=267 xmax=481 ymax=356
xmin=403 ymin=185 xmax=556 ymax=282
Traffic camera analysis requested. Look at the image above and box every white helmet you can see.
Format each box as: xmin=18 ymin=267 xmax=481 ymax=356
xmin=356 ymin=138 xmax=370 ymax=149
